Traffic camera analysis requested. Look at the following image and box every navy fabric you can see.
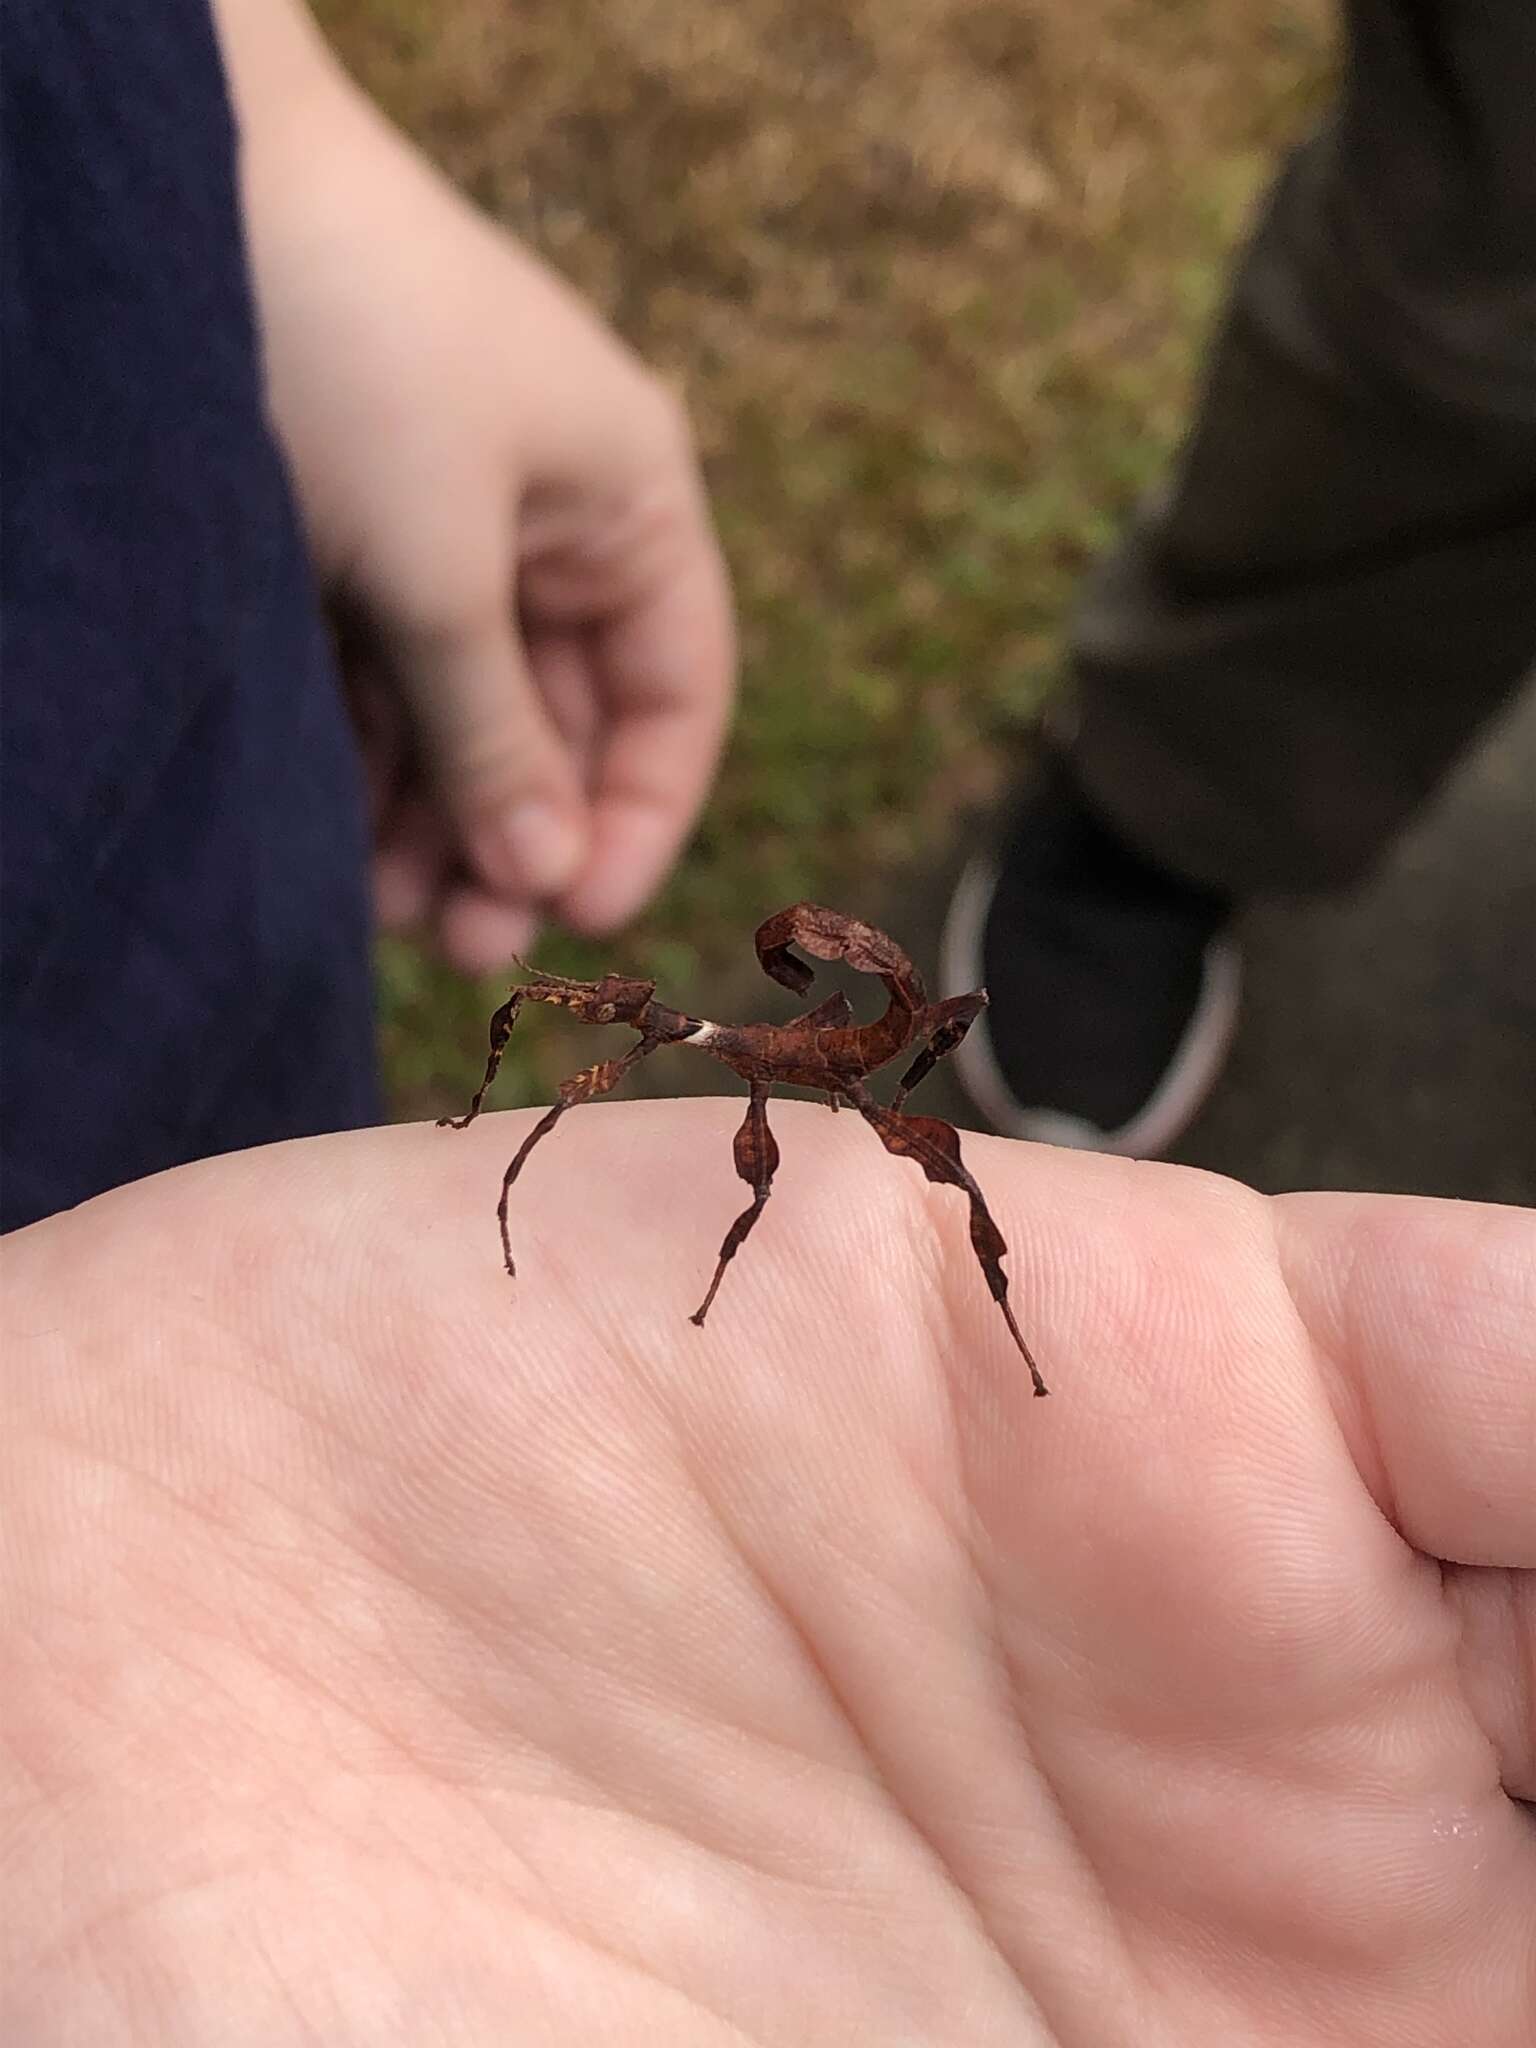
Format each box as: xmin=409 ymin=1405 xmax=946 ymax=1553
xmin=2 ymin=0 xmax=381 ymax=1232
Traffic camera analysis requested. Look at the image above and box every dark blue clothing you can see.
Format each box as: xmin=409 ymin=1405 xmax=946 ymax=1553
xmin=2 ymin=0 xmax=381 ymax=1232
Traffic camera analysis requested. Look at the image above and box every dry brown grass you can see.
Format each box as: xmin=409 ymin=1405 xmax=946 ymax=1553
xmin=311 ymin=0 xmax=1331 ymax=1112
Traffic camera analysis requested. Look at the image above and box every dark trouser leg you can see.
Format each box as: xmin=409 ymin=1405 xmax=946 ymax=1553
xmin=1065 ymin=1 xmax=1536 ymax=897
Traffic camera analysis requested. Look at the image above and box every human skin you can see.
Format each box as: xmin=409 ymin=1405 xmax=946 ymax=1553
xmin=2 ymin=1101 xmax=1531 ymax=2044
xmin=214 ymin=0 xmax=735 ymax=970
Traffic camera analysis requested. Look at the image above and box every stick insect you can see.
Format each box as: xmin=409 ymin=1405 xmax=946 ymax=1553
xmin=439 ymin=903 xmax=1048 ymax=1395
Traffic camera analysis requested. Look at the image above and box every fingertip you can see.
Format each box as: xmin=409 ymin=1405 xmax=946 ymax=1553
xmin=554 ymin=801 xmax=674 ymax=935
xmin=374 ymin=852 xmax=435 ymax=932
xmin=373 ymin=805 xmax=450 ymax=931
xmin=554 ymin=882 xmax=630 ymax=941
xmin=435 ymin=890 xmax=542 ymax=977
xmin=473 ymin=800 xmax=588 ymax=902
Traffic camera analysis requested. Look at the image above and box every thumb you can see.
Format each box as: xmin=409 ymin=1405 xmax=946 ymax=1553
xmin=389 ymin=608 xmax=588 ymax=902
xmin=1275 ymin=1188 xmax=1536 ymax=1798
xmin=1273 ymin=1190 xmax=1536 ymax=1570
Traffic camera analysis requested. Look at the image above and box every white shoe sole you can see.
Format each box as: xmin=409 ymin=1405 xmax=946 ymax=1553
xmin=940 ymin=852 xmax=1242 ymax=1157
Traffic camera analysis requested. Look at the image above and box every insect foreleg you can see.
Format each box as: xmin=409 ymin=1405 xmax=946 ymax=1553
xmin=494 ymin=1039 xmax=660 ymax=1277
xmin=438 ymin=993 xmax=524 ymax=1130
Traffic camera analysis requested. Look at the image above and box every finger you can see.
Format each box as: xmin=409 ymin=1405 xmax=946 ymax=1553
xmin=1275 ymin=1191 xmax=1536 ymax=1804
xmin=388 ymin=604 xmax=589 ymax=906
xmin=526 ymin=627 xmax=601 ymax=781
xmin=1274 ymin=1190 xmax=1536 ymax=1568
xmin=335 ymin=641 xmax=412 ymax=831
xmin=372 ymin=796 xmax=450 ymax=932
xmin=552 ymin=514 xmax=734 ymax=936
xmin=433 ymin=885 xmax=540 ymax=978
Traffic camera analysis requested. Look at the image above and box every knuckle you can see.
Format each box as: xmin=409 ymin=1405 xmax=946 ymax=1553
xmin=634 ymin=374 xmax=697 ymax=467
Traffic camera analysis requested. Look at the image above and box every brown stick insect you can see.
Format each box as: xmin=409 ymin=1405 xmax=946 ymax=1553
xmin=439 ymin=903 xmax=1047 ymax=1395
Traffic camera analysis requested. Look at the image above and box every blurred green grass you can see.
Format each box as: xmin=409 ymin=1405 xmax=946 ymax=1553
xmin=313 ymin=0 xmax=1330 ymax=1117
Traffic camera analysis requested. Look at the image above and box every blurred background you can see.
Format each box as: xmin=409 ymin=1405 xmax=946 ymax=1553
xmin=318 ymin=0 xmax=1534 ymax=1203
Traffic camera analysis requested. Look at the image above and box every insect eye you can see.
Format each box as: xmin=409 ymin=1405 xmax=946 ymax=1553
xmin=595 ymin=1002 xmax=616 ymax=1023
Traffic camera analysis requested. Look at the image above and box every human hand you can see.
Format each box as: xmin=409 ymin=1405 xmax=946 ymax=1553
xmin=221 ymin=2 xmax=733 ymax=970
xmin=3 ymin=1102 xmax=1531 ymax=2043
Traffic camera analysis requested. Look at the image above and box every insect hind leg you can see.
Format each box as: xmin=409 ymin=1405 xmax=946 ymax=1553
xmin=847 ymin=1083 xmax=1047 ymax=1396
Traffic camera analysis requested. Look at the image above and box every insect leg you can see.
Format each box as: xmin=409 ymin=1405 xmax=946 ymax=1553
xmin=890 ymin=991 xmax=988 ymax=1112
xmin=495 ymin=1040 xmax=658 ymax=1277
xmin=690 ymin=1082 xmax=780 ymax=1328
xmin=847 ymin=1084 xmax=1048 ymax=1396
xmin=437 ymin=994 xmax=522 ymax=1129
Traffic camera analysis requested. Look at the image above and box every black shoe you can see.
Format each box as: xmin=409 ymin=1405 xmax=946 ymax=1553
xmin=941 ymin=749 xmax=1241 ymax=1154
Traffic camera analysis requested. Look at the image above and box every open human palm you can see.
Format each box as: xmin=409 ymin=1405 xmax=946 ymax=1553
xmin=3 ymin=1101 xmax=1532 ymax=2044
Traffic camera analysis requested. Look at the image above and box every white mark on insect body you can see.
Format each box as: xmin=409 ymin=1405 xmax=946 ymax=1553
xmin=684 ymin=1020 xmax=719 ymax=1044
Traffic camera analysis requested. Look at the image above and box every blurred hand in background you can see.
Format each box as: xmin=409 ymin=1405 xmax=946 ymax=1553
xmin=221 ymin=0 xmax=735 ymax=974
